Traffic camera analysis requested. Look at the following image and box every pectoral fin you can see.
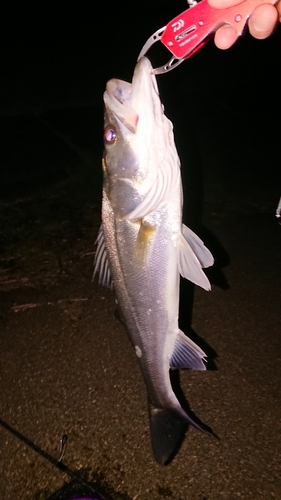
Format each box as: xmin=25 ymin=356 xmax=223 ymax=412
xmin=134 ymin=220 xmax=156 ymax=266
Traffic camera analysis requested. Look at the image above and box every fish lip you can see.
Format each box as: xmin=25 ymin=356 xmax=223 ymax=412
xmin=104 ymin=81 xmax=137 ymax=133
xmin=104 ymin=57 xmax=156 ymax=134
xmin=105 ymin=78 xmax=132 ymax=106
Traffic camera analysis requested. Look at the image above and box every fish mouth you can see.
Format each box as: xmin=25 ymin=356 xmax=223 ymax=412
xmin=104 ymin=57 xmax=156 ymax=133
xmin=104 ymin=79 xmax=137 ymax=133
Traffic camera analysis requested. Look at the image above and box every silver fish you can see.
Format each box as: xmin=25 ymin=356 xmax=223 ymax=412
xmin=94 ymin=56 xmax=214 ymax=465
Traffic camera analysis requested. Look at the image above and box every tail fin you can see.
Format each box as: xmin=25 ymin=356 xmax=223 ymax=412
xmin=148 ymin=403 xmax=210 ymax=465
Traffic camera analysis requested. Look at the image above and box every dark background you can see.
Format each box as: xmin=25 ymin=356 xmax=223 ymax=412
xmin=0 ymin=2 xmax=281 ymax=498
xmin=0 ymin=0 xmax=280 ymax=199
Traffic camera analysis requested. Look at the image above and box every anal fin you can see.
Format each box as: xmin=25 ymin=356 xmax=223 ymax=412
xmin=170 ymin=330 xmax=207 ymax=371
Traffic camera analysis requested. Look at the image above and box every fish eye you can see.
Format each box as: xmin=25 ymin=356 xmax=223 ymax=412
xmin=104 ymin=125 xmax=117 ymax=145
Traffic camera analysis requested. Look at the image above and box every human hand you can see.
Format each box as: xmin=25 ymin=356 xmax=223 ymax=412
xmin=208 ymin=0 xmax=281 ymax=48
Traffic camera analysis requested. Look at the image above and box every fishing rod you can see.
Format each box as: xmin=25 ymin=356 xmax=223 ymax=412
xmin=0 ymin=416 xmax=107 ymax=499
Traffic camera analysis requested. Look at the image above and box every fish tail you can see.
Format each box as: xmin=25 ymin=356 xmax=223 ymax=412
xmin=148 ymin=403 xmax=210 ymax=465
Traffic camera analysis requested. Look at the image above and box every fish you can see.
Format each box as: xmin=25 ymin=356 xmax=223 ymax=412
xmin=94 ymin=56 xmax=214 ymax=465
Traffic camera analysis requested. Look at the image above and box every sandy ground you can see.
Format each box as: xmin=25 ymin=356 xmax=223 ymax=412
xmin=0 ymin=101 xmax=280 ymax=499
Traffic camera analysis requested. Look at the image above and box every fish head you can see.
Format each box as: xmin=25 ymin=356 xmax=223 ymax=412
xmin=103 ymin=57 xmax=168 ymax=220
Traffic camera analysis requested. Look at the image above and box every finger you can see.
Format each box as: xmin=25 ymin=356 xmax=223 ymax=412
xmin=208 ymin=0 xmax=241 ymax=8
xmin=277 ymin=2 xmax=281 ymax=20
xmin=214 ymin=25 xmax=239 ymax=49
xmin=248 ymin=3 xmax=279 ymax=39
